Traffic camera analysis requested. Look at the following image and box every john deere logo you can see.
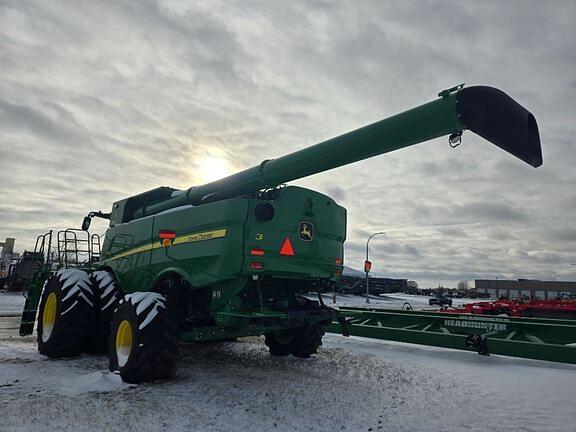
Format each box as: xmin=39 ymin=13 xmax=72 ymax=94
xmin=299 ymin=221 xmax=314 ymax=241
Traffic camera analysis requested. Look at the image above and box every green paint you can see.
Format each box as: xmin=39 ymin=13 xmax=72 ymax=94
xmin=328 ymin=308 xmax=576 ymax=364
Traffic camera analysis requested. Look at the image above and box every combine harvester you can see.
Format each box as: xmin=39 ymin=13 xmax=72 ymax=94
xmin=20 ymin=84 xmax=559 ymax=382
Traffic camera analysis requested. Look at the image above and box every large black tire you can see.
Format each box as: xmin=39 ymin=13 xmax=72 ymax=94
xmin=265 ymin=324 xmax=324 ymax=358
xmin=90 ymin=270 xmax=123 ymax=353
xmin=265 ymin=331 xmax=294 ymax=356
xmin=37 ymin=269 xmax=96 ymax=357
xmin=109 ymin=292 xmax=178 ymax=383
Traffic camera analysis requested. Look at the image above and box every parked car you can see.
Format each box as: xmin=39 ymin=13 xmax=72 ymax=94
xmin=429 ymin=296 xmax=453 ymax=307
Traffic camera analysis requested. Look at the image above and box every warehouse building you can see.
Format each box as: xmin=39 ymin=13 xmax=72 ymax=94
xmin=475 ymin=279 xmax=576 ymax=300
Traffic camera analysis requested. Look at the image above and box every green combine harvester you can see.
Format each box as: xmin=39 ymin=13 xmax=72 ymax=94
xmin=20 ymin=85 xmax=542 ymax=382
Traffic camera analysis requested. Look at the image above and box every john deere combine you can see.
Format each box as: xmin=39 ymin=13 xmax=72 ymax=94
xmin=21 ymin=85 xmax=542 ymax=382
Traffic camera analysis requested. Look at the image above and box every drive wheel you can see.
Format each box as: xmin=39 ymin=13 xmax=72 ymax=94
xmin=265 ymin=324 xmax=325 ymax=358
xmin=37 ymin=269 xmax=96 ymax=357
xmin=288 ymin=324 xmax=324 ymax=358
xmin=265 ymin=331 xmax=295 ymax=356
xmin=109 ymin=292 xmax=178 ymax=383
xmin=90 ymin=270 xmax=123 ymax=353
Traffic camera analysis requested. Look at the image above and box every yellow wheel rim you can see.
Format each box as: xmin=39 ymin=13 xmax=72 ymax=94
xmin=115 ymin=320 xmax=133 ymax=367
xmin=42 ymin=292 xmax=57 ymax=342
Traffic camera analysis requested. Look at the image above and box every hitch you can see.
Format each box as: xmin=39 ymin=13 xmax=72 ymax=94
xmin=466 ymin=334 xmax=490 ymax=356
xmin=338 ymin=316 xmax=350 ymax=337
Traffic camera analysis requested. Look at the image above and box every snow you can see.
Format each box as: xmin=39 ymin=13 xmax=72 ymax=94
xmin=125 ymin=292 xmax=166 ymax=330
xmin=93 ymin=270 xmax=121 ymax=310
xmin=130 ymin=292 xmax=166 ymax=316
xmin=0 ymin=292 xmax=25 ymax=315
xmin=93 ymin=269 xmax=114 ymax=288
xmin=58 ymin=269 xmax=94 ymax=307
xmin=102 ymin=282 xmax=117 ymax=299
xmin=60 ymin=300 xmax=79 ymax=316
xmin=0 ymin=334 xmax=575 ymax=432
xmin=116 ymin=345 xmax=130 ymax=367
xmin=342 ymin=265 xmax=364 ymax=277
xmin=102 ymin=295 xmax=117 ymax=311
xmin=320 ymin=292 xmax=473 ymax=310
xmin=58 ymin=269 xmax=90 ymax=291
xmin=1 ymin=292 xmax=575 ymax=431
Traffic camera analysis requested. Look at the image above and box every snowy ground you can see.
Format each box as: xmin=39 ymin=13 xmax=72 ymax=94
xmin=1 ymin=292 xmax=574 ymax=432
xmin=319 ymin=292 xmax=473 ymax=310
xmin=0 ymin=291 xmax=472 ymax=315
xmin=0 ymin=292 xmax=26 ymax=315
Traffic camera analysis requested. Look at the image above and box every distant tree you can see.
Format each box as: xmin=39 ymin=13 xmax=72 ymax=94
xmin=407 ymin=280 xmax=418 ymax=289
xmin=457 ymin=280 xmax=470 ymax=291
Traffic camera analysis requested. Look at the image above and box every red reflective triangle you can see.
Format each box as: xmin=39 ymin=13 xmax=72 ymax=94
xmin=279 ymin=237 xmax=295 ymax=256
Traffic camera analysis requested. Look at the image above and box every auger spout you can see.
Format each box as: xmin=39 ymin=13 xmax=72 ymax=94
xmin=134 ymin=85 xmax=541 ymax=219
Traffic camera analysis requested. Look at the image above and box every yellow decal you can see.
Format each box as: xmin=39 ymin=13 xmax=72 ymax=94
xmin=173 ymin=229 xmax=227 ymax=245
xmin=103 ymin=229 xmax=227 ymax=263
xmin=255 ymin=233 xmax=264 ymax=241
xmin=298 ymin=221 xmax=314 ymax=241
xmin=105 ymin=242 xmax=162 ymax=261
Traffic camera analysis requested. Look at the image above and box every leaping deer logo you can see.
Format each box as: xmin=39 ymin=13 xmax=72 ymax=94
xmin=299 ymin=222 xmax=314 ymax=241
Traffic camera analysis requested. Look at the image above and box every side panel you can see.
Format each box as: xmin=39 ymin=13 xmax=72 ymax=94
xmin=100 ymin=217 xmax=155 ymax=292
xmin=149 ymin=200 xmax=250 ymax=288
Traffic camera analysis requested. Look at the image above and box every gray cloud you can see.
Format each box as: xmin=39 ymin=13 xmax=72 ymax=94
xmin=1 ymin=0 xmax=575 ymax=288
xmin=453 ymin=202 xmax=527 ymax=223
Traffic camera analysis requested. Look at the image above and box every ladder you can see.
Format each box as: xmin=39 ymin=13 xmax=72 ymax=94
xmin=19 ymin=229 xmax=102 ymax=336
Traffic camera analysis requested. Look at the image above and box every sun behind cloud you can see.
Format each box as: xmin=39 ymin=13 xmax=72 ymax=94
xmin=198 ymin=156 xmax=232 ymax=183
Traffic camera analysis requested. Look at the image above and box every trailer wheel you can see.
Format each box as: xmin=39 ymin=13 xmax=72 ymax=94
xmin=288 ymin=324 xmax=324 ymax=358
xmin=109 ymin=292 xmax=178 ymax=383
xmin=37 ymin=269 xmax=96 ymax=357
xmin=89 ymin=270 xmax=123 ymax=353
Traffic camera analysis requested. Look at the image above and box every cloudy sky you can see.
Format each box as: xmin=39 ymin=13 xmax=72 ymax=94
xmin=1 ymin=0 xmax=575 ymax=287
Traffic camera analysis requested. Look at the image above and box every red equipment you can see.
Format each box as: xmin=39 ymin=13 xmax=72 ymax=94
xmin=438 ymin=298 xmax=576 ymax=320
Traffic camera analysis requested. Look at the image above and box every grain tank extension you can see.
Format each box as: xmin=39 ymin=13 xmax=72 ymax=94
xmin=26 ymin=85 xmax=542 ymax=383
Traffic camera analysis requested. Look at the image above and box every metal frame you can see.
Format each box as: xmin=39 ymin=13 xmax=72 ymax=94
xmin=327 ymin=307 xmax=576 ymax=365
xmin=19 ymin=229 xmax=101 ymax=336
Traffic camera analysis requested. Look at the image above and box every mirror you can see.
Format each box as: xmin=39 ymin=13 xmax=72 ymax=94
xmin=81 ymin=216 xmax=91 ymax=231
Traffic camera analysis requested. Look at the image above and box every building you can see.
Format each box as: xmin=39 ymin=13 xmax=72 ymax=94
xmin=0 ymin=238 xmax=18 ymax=277
xmin=475 ymin=279 xmax=576 ymax=300
xmin=337 ymin=275 xmax=408 ymax=295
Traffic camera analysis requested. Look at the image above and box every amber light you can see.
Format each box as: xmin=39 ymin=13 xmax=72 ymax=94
xmin=250 ymin=249 xmax=265 ymax=256
xmin=249 ymin=262 xmax=265 ymax=270
xmin=335 ymin=258 xmax=342 ymax=265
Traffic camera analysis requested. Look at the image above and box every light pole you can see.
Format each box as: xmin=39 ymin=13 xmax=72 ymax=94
xmin=365 ymin=232 xmax=385 ymax=304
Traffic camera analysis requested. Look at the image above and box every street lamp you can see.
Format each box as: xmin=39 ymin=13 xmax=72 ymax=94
xmin=365 ymin=232 xmax=385 ymax=304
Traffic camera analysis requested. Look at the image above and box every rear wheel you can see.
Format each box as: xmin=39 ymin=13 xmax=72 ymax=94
xmin=37 ymin=269 xmax=96 ymax=357
xmin=90 ymin=270 xmax=123 ymax=353
xmin=265 ymin=324 xmax=324 ymax=358
xmin=265 ymin=331 xmax=294 ymax=356
xmin=288 ymin=324 xmax=324 ymax=358
xmin=109 ymin=292 xmax=178 ymax=383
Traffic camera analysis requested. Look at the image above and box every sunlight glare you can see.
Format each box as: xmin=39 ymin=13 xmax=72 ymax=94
xmin=199 ymin=156 xmax=231 ymax=183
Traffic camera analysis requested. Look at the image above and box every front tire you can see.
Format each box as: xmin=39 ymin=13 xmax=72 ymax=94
xmin=109 ymin=292 xmax=178 ymax=383
xmin=37 ymin=269 xmax=96 ymax=357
